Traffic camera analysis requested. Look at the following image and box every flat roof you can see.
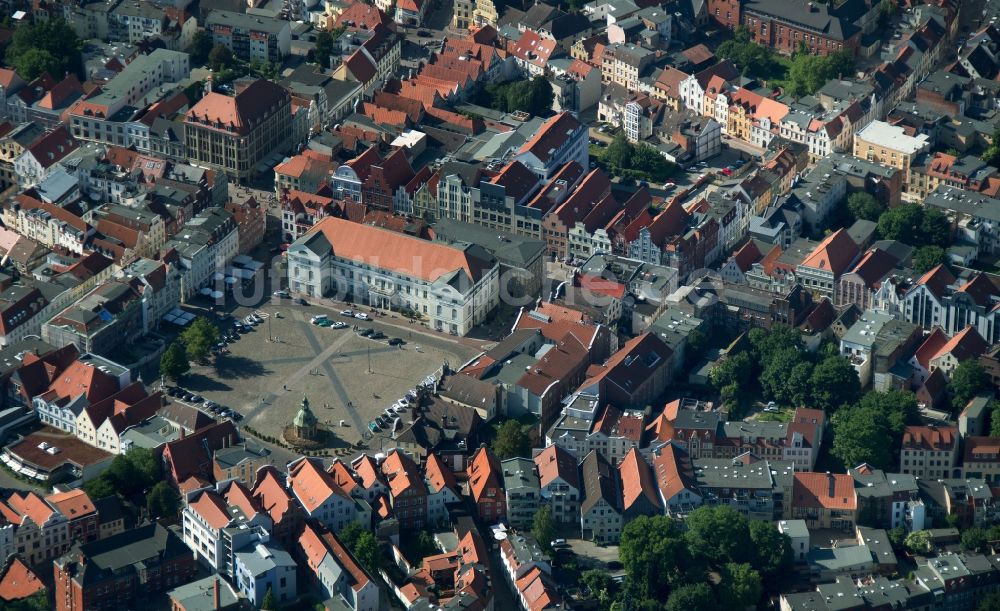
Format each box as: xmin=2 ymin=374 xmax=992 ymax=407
xmin=4 ymin=426 xmax=113 ymax=474
xmin=855 ymin=121 xmax=930 ymax=155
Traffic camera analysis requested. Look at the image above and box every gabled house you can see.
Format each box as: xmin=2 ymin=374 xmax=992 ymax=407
xmin=288 ymin=456 xmax=362 ymax=534
xmin=297 ymin=522 xmax=379 ymax=611
xmin=534 ymin=444 xmax=581 ymax=524
xmin=468 ymin=446 xmax=506 ymax=523
xmin=579 ymin=451 xmax=622 ymax=544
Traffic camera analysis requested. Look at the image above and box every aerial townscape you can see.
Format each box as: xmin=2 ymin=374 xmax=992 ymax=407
xmin=1 ymin=0 xmax=1000 ymax=609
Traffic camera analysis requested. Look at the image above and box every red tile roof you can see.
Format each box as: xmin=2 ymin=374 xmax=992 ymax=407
xmin=518 ymin=112 xmax=581 ymax=164
xmin=534 ymin=444 xmax=579 ymax=490
xmin=304 ymin=216 xmax=494 ymax=283
xmin=792 ymin=472 xmax=856 ymax=511
xmin=619 ymin=448 xmax=661 ymax=513
xmin=288 ymin=456 xmax=348 ymax=513
xmin=902 ymin=425 xmax=957 ymax=451
xmin=799 ymin=228 xmax=859 ymax=276
xmin=0 ymin=556 xmax=44 ymax=601
xmin=185 ymin=80 xmax=289 ymax=136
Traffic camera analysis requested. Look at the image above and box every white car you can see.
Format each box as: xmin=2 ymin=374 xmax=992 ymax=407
xmin=310 ymin=314 xmax=328 ymax=324
xmin=355 ymin=312 xmax=370 ymax=320
xmin=330 ymin=321 xmax=348 ymax=329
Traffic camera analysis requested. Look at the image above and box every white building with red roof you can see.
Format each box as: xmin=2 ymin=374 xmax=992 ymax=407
xmin=903 ymin=265 xmax=1000 ymax=343
xmin=288 ymin=216 xmax=499 ymax=335
xmin=287 ymin=456 xmax=366 ymax=533
xmin=298 ymin=522 xmax=379 ymax=611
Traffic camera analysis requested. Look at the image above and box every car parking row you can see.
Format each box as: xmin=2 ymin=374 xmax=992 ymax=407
xmin=309 ymin=310 xmax=407 ymax=346
xmin=368 ymin=389 xmax=417 ymax=433
xmin=164 ymin=384 xmax=244 ymax=421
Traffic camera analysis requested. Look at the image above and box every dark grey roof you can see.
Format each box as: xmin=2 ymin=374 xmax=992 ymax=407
xmin=580 ymin=450 xmax=621 ymax=515
xmin=432 ymin=219 xmax=545 ymax=268
xmin=743 ymin=0 xmax=865 ymax=41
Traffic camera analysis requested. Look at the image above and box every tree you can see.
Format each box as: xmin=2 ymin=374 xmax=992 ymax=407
xmin=709 ymin=351 xmax=753 ymax=391
xmin=13 ymin=48 xmax=61 ymax=82
xmin=847 ymin=192 xmax=885 ymax=222
xmin=619 ymin=516 xmax=692 ymax=600
xmin=181 ymin=316 xmax=221 ymax=363
xmin=888 ymin=526 xmax=907 ymax=550
xmin=604 ymin=133 xmax=632 ymax=169
xmin=760 ymin=347 xmax=802 ymax=404
xmin=716 ymin=27 xmax=779 ymax=80
xmin=5 ymin=19 xmax=82 ymax=80
xmin=787 ymin=361 xmax=816 ymax=407
xmin=581 ymin=569 xmax=614 ymax=601
xmin=831 ymin=389 xmax=919 ymax=470
xmin=749 ymin=325 xmax=803 ymax=362
xmin=339 ymin=521 xmax=365 ymax=549
xmin=877 ymin=204 xmax=924 ymax=243
xmin=4 ymin=591 xmax=49 ymax=611
xmin=82 ymin=475 xmax=117 ymax=500
xmin=980 ymin=594 xmax=1000 ymax=611
xmin=492 ymin=420 xmax=530 ymax=459
xmin=961 ymin=527 xmax=988 ymax=552
xmin=684 ymin=505 xmax=752 ymax=565
xmin=991 ymin=401 xmax=1000 ymax=437
xmin=261 ymin=586 xmax=277 ymax=610
xmin=665 ymin=584 xmax=715 ymax=611
xmin=106 ymin=454 xmax=140 ymax=488
xmin=189 ymin=30 xmax=214 ymax=66
xmin=719 ymin=563 xmax=762 ymax=610
xmin=160 ymin=341 xmax=190 ymax=380
xmin=905 ymin=530 xmax=932 ymax=555
xmin=315 ymin=30 xmax=336 ymax=68
xmin=208 ymin=44 xmax=236 ymax=72
xmin=920 ymin=207 xmax=951 ymax=247
xmin=748 ymin=520 xmax=793 ymax=582
xmin=877 ymin=203 xmax=950 ymax=248
xmin=147 ymin=481 xmax=181 ymax=518
xmin=352 ymin=530 xmax=379 ymax=572
xmin=127 ymin=447 xmax=161 ymax=488
xmin=912 ymin=246 xmax=946 ymax=274
xmin=809 ymin=355 xmax=860 ymax=410
xmin=948 ymin=360 xmax=987 ymax=410
xmin=532 ymin=505 xmax=556 ymax=552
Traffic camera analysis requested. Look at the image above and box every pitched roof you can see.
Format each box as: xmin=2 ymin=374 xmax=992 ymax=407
xmin=0 ymin=556 xmax=44 ymax=601
xmin=468 ymin=446 xmax=503 ymax=503
xmin=618 ymin=448 xmax=661 ymax=513
xmin=424 ymin=452 xmax=460 ymax=496
xmin=846 ymin=248 xmax=899 ymax=287
xmin=913 ymin=328 xmax=949 ymax=370
xmin=518 ymin=112 xmax=582 ymax=164
xmin=381 ymin=449 xmax=427 ymax=498
xmin=189 ymin=489 xmax=232 ymax=530
xmin=300 ymin=216 xmax=495 ymax=284
xmin=651 ymin=443 xmax=697 ymax=502
xmin=799 ymin=228 xmax=859 ymax=276
xmin=288 ymin=456 xmax=348 ymax=513
xmin=915 ymin=264 xmax=955 ymax=298
xmin=902 ymin=425 xmax=957 ymax=450
xmin=185 ymin=79 xmax=289 ymax=136
xmin=580 ymin=450 xmax=620 ymax=515
xmin=931 ymin=326 xmax=988 ymax=363
xmin=534 ymin=444 xmax=580 ymax=490
xmin=162 ymin=420 xmax=239 ymax=483
xmin=24 ymin=126 xmax=78 ymax=169
xmin=251 ymin=465 xmax=298 ymax=527
xmin=45 ymin=489 xmax=95 ymax=521
xmin=792 ymin=472 xmax=856 ymax=511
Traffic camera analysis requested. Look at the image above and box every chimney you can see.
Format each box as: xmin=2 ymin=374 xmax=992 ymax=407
xmin=213 ymin=577 xmax=220 ymax=609
xmin=205 ymin=76 xmax=212 ymax=95
xmin=827 ymin=472 xmax=835 ymax=498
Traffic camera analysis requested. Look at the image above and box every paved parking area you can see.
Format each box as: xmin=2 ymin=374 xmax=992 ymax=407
xmin=179 ymin=305 xmax=481 ymax=448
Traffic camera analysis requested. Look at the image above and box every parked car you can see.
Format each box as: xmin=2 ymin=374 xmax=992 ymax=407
xmin=273 ymin=290 xmax=289 ymax=298
xmin=340 ymin=309 xmax=354 ymax=317
xmin=417 ymin=29 xmax=432 ymax=37
xmin=190 ymin=395 xmax=203 ymax=403
xmin=370 ymin=331 xmax=385 ymax=340
xmin=358 ymin=328 xmax=374 ymax=337
xmin=330 ymin=321 xmax=348 ymax=329
xmin=388 ymin=337 xmax=404 ymax=346
xmin=369 ymin=422 xmax=380 ymax=432
xmin=355 ymin=312 xmax=370 ymax=320
xmin=311 ymin=314 xmax=328 ymax=324
xmin=293 ymin=297 xmax=307 ymax=305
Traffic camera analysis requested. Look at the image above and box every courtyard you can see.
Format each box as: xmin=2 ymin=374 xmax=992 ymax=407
xmin=178 ymin=303 xmax=483 ymax=450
